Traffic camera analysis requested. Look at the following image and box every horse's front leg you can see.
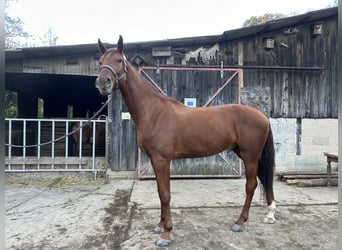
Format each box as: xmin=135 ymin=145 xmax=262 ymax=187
xmin=151 ymin=154 xmax=173 ymax=247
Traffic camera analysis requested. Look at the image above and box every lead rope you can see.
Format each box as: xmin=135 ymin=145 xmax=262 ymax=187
xmin=5 ymin=95 xmax=112 ymax=148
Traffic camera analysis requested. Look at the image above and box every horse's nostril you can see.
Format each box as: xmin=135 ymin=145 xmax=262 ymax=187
xmin=105 ymin=77 xmax=112 ymax=87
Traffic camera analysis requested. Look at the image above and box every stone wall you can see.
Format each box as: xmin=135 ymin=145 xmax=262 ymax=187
xmin=270 ymin=118 xmax=338 ymax=173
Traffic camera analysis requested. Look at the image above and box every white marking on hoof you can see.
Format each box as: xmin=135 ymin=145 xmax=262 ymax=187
xmin=231 ymin=224 xmax=244 ymax=232
xmin=263 ymin=217 xmax=276 ymax=224
xmin=153 ymin=226 xmax=164 ymax=234
xmin=156 ymin=238 xmax=172 ymax=247
xmin=263 ymin=200 xmax=276 ymax=224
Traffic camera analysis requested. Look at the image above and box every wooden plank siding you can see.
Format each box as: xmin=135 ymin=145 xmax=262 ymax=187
xmin=224 ymin=15 xmax=337 ymax=118
xmin=5 ymin=9 xmax=337 ymax=119
xmin=242 ymin=68 xmax=336 ymax=118
xmin=101 ymin=12 xmax=338 ymax=170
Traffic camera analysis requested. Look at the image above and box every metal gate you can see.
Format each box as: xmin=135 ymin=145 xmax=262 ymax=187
xmin=137 ymin=66 xmax=242 ymax=178
xmin=5 ymin=118 xmax=108 ymax=173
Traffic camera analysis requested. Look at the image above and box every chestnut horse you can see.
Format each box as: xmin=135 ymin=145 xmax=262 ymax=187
xmin=95 ymin=36 xmax=276 ymax=247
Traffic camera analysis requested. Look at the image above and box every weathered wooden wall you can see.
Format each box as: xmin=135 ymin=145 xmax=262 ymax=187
xmin=107 ymin=9 xmax=337 ymax=171
xmin=6 ymin=9 xmax=337 ymax=119
xmin=121 ymin=13 xmax=337 ymax=118
xmin=238 ymin=17 xmax=337 ymax=118
xmin=6 ymin=53 xmax=99 ymax=76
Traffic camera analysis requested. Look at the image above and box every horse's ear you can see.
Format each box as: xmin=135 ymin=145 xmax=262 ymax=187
xmin=98 ymin=38 xmax=107 ymax=54
xmin=117 ymin=35 xmax=123 ymax=54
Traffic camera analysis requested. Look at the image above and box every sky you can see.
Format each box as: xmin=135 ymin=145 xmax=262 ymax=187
xmin=7 ymin=0 xmax=337 ymax=46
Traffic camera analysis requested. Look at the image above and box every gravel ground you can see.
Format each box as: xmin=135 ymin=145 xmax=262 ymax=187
xmin=5 ymin=175 xmax=338 ymax=249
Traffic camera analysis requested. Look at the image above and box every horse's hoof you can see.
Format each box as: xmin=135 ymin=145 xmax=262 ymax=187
xmin=156 ymin=238 xmax=172 ymax=247
xmin=153 ymin=226 xmax=164 ymax=234
xmin=263 ymin=217 xmax=276 ymax=224
xmin=231 ymin=224 xmax=244 ymax=232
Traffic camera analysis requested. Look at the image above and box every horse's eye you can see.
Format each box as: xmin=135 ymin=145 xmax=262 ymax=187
xmin=116 ymin=59 xmax=123 ymax=64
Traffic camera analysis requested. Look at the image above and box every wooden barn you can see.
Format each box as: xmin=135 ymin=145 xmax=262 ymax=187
xmin=5 ymin=7 xmax=337 ymax=177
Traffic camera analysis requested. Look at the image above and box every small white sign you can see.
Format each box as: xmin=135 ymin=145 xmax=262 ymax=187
xmin=184 ymin=98 xmax=197 ymax=108
xmin=121 ymin=112 xmax=131 ymax=120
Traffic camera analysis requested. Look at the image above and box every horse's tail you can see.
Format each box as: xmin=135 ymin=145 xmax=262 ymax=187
xmin=67 ymin=123 xmax=75 ymax=156
xmin=258 ymin=123 xmax=275 ymax=198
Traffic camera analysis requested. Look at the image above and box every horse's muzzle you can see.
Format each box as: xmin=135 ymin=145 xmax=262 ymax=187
xmin=95 ymin=77 xmax=113 ymax=96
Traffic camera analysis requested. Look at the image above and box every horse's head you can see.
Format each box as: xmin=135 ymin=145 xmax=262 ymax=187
xmin=95 ymin=35 xmax=127 ymax=96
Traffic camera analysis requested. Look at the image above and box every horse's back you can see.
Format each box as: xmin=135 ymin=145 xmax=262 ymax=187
xmin=177 ymin=103 xmax=269 ymax=131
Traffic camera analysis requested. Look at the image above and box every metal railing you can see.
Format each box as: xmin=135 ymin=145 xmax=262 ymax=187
xmin=5 ymin=118 xmax=107 ymax=172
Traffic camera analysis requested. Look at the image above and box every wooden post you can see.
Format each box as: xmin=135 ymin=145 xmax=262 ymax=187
xmin=110 ymin=90 xmax=122 ymax=170
xmin=327 ymin=157 xmax=332 ymax=186
xmin=324 ymin=152 xmax=338 ymax=187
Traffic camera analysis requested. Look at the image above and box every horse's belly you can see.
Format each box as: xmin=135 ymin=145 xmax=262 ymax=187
xmin=174 ymin=132 xmax=235 ymax=159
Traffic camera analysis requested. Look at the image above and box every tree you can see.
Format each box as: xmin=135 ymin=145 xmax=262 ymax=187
xmin=243 ymin=2 xmax=338 ymax=27
xmin=5 ymin=0 xmax=29 ymax=49
xmin=5 ymin=1 xmax=60 ymax=117
xmin=326 ymin=0 xmax=338 ymax=7
xmin=40 ymin=27 xmax=59 ymax=46
xmin=5 ymin=0 xmax=29 ymax=117
xmin=242 ymin=13 xmax=286 ymax=27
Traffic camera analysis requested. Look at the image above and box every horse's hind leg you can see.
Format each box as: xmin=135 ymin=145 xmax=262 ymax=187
xmin=231 ymin=160 xmax=258 ymax=232
xmin=262 ymin=183 xmax=276 ymax=224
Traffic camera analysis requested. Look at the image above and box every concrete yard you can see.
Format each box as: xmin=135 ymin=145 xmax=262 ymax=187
xmin=6 ymin=172 xmax=338 ymax=249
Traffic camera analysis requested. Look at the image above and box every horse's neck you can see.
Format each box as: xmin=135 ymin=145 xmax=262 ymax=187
xmin=119 ymin=62 xmax=166 ymax=127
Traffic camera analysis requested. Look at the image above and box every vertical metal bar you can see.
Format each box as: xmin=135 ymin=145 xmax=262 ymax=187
xmin=65 ymin=120 xmax=69 ymax=170
xmin=79 ymin=120 xmax=83 ymax=169
xmin=236 ymin=69 xmax=242 ymax=175
xmin=92 ymin=120 xmax=96 ymax=170
xmin=237 ymin=69 xmax=241 ymax=104
xmin=37 ymin=120 xmax=41 ymax=170
xmin=51 ymin=120 xmax=55 ymax=170
xmin=22 ymin=120 xmax=26 ymax=170
xmin=8 ymin=119 xmax=12 ymax=171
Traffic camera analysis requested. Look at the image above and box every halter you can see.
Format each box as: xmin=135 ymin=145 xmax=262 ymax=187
xmin=100 ymin=56 xmax=128 ymax=88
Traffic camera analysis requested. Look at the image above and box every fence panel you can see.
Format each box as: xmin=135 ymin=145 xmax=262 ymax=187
xmin=5 ymin=118 xmax=107 ymax=173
